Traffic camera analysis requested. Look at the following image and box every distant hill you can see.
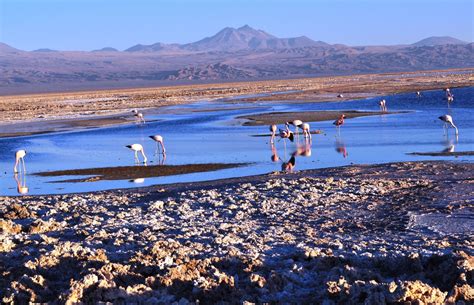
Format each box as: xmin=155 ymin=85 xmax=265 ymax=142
xmin=0 ymin=42 xmax=22 ymax=53
xmin=33 ymin=48 xmax=59 ymax=52
xmin=92 ymin=47 xmax=119 ymax=52
xmin=125 ymin=42 xmax=182 ymax=52
xmin=412 ymin=36 xmax=468 ymax=47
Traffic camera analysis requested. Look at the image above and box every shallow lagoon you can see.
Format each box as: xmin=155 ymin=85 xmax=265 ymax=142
xmin=1 ymin=87 xmax=473 ymax=196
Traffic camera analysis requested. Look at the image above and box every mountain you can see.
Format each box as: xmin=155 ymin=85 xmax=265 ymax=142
xmin=92 ymin=47 xmax=119 ymax=52
xmin=1 ymin=28 xmax=473 ymax=94
xmin=125 ymin=42 xmax=181 ymax=52
xmin=33 ymin=48 xmax=59 ymax=52
xmin=126 ymin=25 xmax=329 ymax=52
xmin=412 ymin=36 xmax=468 ymax=47
xmin=0 ymin=42 xmax=22 ymax=53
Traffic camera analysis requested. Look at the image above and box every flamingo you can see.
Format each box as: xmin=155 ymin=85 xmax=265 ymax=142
xmin=269 ymin=124 xmax=277 ymax=143
xmin=279 ymin=123 xmax=294 ymax=142
xmin=337 ymin=94 xmax=344 ymax=98
xmin=301 ymin=123 xmax=311 ymax=141
xmin=149 ymin=135 xmax=166 ymax=155
xmin=333 ymin=114 xmax=345 ymax=130
xmin=132 ymin=110 xmax=145 ymax=123
xmin=14 ymin=150 xmax=26 ymax=173
xmin=379 ymin=99 xmax=387 ymax=112
xmin=446 ymin=91 xmax=454 ymax=102
xmin=287 ymin=120 xmax=303 ymax=142
xmin=289 ymin=119 xmax=303 ymax=131
xmin=438 ymin=115 xmax=458 ymax=135
xmin=126 ymin=144 xmax=148 ymax=163
xmin=416 ymin=91 xmax=422 ymax=98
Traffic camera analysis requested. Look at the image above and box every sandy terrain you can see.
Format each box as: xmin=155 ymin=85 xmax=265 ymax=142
xmin=1 ymin=161 xmax=473 ymax=303
xmin=239 ymin=110 xmax=403 ymax=126
xmin=0 ymin=68 xmax=472 ymax=127
xmin=35 ymin=163 xmax=246 ymax=183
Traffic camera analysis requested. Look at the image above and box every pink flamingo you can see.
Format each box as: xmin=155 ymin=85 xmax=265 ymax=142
xmin=333 ymin=114 xmax=345 ymax=128
xmin=149 ymin=135 xmax=166 ymax=155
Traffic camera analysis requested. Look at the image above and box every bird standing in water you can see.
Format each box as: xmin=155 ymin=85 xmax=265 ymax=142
xmin=149 ymin=135 xmax=166 ymax=155
xmin=279 ymin=123 xmax=294 ymax=142
xmin=132 ymin=110 xmax=146 ymax=123
xmin=14 ymin=150 xmax=27 ymax=173
xmin=301 ymin=123 xmax=311 ymax=141
xmin=126 ymin=144 xmax=148 ymax=163
xmin=379 ymin=99 xmax=387 ymax=112
xmin=438 ymin=114 xmax=459 ymax=136
xmin=333 ymin=114 xmax=346 ymax=130
xmin=269 ymin=124 xmax=277 ymax=143
xmin=287 ymin=120 xmax=303 ymax=140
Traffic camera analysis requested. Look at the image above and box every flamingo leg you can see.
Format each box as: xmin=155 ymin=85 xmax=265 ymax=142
xmin=140 ymin=149 xmax=147 ymax=163
xmin=21 ymin=158 xmax=26 ymax=173
xmin=14 ymin=159 xmax=19 ymax=173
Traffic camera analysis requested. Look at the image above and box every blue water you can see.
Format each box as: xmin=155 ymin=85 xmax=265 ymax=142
xmin=1 ymin=87 xmax=473 ymax=196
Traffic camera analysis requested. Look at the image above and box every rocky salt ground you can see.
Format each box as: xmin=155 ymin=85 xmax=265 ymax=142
xmin=0 ymin=161 xmax=473 ymax=304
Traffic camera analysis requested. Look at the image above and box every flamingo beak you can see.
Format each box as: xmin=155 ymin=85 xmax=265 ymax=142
xmin=125 ymin=145 xmax=132 ymax=149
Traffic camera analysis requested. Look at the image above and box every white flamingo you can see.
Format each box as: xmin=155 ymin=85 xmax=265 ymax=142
xmin=279 ymin=123 xmax=294 ymax=142
xmin=269 ymin=124 xmax=277 ymax=143
xmin=149 ymin=135 xmax=166 ymax=155
xmin=14 ymin=150 xmax=26 ymax=173
xmin=132 ymin=110 xmax=145 ymax=123
xmin=379 ymin=99 xmax=387 ymax=112
xmin=126 ymin=144 xmax=148 ymax=163
xmin=287 ymin=120 xmax=303 ymax=142
xmin=438 ymin=114 xmax=458 ymax=135
xmin=301 ymin=123 xmax=311 ymax=141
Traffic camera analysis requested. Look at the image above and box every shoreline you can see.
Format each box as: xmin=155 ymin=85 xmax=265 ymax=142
xmin=1 ymin=69 xmax=473 ymax=138
xmin=1 ymin=160 xmax=472 ymax=303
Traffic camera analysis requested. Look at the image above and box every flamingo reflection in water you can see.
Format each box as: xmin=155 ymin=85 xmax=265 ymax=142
xmin=270 ymin=143 xmax=279 ymax=162
xmin=14 ymin=172 xmax=28 ymax=195
xmin=280 ymin=143 xmax=312 ymax=173
xmin=441 ymin=133 xmax=458 ymax=153
xmin=281 ymin=155 xmax=296 ymax=172
xmin=335 ymin=137 xmax=348 ymax=158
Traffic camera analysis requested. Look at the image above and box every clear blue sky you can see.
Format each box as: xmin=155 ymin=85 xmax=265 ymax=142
xmin=1 ymin=0 xmax=472 ymax=51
